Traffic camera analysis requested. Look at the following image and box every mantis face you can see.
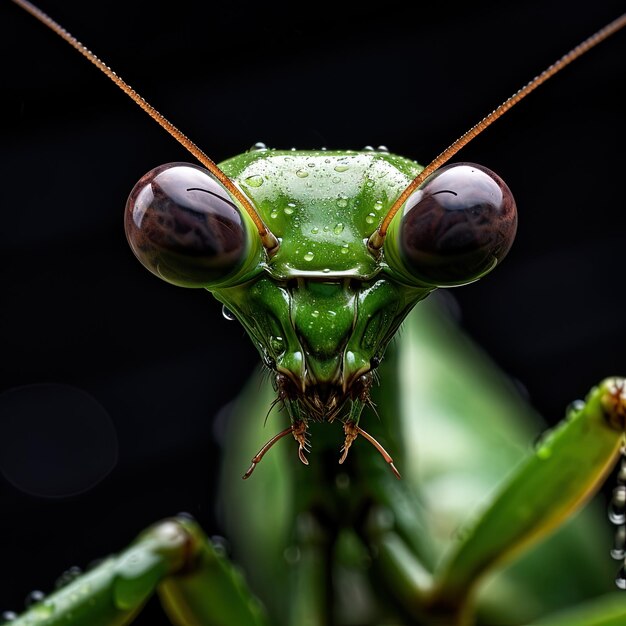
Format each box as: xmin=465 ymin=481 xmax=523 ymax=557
xmin=14 ymin=0 xmax=614 ymax=477
xmin=125 ymin=149 xmax=516 ymax=473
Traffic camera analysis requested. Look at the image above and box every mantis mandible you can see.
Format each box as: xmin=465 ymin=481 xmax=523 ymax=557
xmin=1 ymin=0 xmax=624 ymax=620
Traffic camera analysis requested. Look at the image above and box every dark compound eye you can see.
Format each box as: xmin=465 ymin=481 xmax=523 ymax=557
xmin=398 ymin=162 xmax=517 ymax=286
xmin=125 ymin=163 xmax=248 ymax=288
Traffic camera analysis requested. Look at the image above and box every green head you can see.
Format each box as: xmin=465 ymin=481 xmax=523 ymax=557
xmin=124 ymin=147 xmax=516 ymax=473
xmin=19 ymin=0 xmax=614 ymax=476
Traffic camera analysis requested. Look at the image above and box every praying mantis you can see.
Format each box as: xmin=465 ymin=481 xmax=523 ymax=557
xmin=1 ymin=0 xmax=626 ymax=624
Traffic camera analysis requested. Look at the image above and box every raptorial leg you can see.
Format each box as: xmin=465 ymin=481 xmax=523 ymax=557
xmin=6 ymin=516 xmax=268 ymax=626
xmin=428 ymin=378 xmax=626 ymax=616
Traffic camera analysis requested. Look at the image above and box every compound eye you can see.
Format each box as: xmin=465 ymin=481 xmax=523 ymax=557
xmin=125 ymin=163 xmax=248 ymax=287
xmin=398 ymin=162 xmax=517 ymax=286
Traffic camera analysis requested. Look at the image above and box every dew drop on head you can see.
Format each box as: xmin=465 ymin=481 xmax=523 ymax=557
xmin=249 ymin=142 xmax=267 ymax=152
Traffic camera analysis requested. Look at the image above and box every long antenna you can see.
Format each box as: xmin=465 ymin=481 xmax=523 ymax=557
xmin=368 ymin=13 xmax=626 ymax=251
xmin=12 ymin=0 xmax=279 ymax=252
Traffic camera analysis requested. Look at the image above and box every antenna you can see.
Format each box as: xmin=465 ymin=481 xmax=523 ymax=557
xmin=12 ymin=0 xmax=280 ymax=252
xmin=368 ymin=13 xmax=626 ymax=251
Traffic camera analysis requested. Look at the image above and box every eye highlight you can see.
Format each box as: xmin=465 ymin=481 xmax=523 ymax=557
xmin=397 ymin=162 xmax=517 ymax=286
xmin=125 ymin=162 xmax=250 ymax=288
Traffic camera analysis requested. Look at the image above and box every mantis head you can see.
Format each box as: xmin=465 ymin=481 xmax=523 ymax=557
xmin=124 ymin=151 xmax=516 ymax=477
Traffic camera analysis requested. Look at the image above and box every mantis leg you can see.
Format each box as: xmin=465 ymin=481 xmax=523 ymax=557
xmin=361 ymin=378 xmax=625 ymax=626
xmin=8 ymin=516 xmax=268 ymax=626
xmin=428 ymin=378 xmax=625 ymax=612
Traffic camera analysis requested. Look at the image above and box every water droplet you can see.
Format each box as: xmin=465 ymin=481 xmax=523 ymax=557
xmin=334 ymin=164 xmax=349 ymax=173
xmin=374 ymin=200 xmax=384 ymax=211
xmin=1 ymin=611 xmax=17 ymax=623
xmin=55 ymin=566 xmax=82 ymax=590
xmin=609 ymin=486 xmax=626 ymax=524
xmin=270 ymin=210 xmax=279 ymax=219
xmin=283 ymin=546 xmax=301 ymax=565
xmin=616 ymin=564 xmax=626 ymax=589
xmin=25 ymin=591 xmax=45 ymax=608
xmin=341 ymin=244 xmax=349 ymax=254
xmin=311 ymin=227 xmax=319 ymax=234
xmin=365 ymin=213 xmax=376 ymax=224
xmin=270 ymin=336 xmax=284 ymax=352
xmin=377 ymin=145 xmax=390 ymax=153
xmin=332 ymin=177 xmax=341 ymax=184
xmin=303 ymin=252 xmax=314 ymax=262
xmin=311 ymin=310 xmax=320 ymax=318
xmin=222 ymin=306 xmax=236 ymax=322
xmin=244 ymin=175 xmax=264 ymax=188
xmin=611 ymin=526 xmax=626 ymax=559
xmin=322 ymin=268 xmax=331 ymax=274
xmin=333 ymin=223 xmax=344 ymax=235
xmin=296 ymin=169 xmax=309 ymax=178
xmin=363 ymin=145 xmax=375 ymax=151
xmin=307 ymin=162 xmax=316 ymax=168
xmin=210 ymin=535 xmax=231 ymax=557
xmin=249 ymin=142 xmax=267 ymax=151
xmin=336 ymin=197 xmax=348 ymax=208
xmin=566 ymin=399 xmax=585 ymax=417
xmin=365 ymin=179 xmax=374 ymax=188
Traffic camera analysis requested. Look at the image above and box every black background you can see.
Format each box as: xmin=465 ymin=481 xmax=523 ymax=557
xmin=0 ymin=0 xmax=624 ymax=621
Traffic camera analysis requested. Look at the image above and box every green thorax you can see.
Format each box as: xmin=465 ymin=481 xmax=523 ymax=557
xmin=213 ymin=150 xmax=432 ymax=419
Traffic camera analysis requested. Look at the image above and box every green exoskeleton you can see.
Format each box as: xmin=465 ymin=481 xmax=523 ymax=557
xmin=3 ymin=1 xmax=626 ymax=624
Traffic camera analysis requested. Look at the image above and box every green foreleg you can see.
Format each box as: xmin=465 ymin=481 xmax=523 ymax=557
xmin=8 ymin=518 xmax=190 ymax=626
xmin=9 ymin=516 xmax=268 ymax=626
xmin=428 ymin=378 xmax=625 ymax=617
xmin=361 ymin=379 xmax=625 ymax=626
